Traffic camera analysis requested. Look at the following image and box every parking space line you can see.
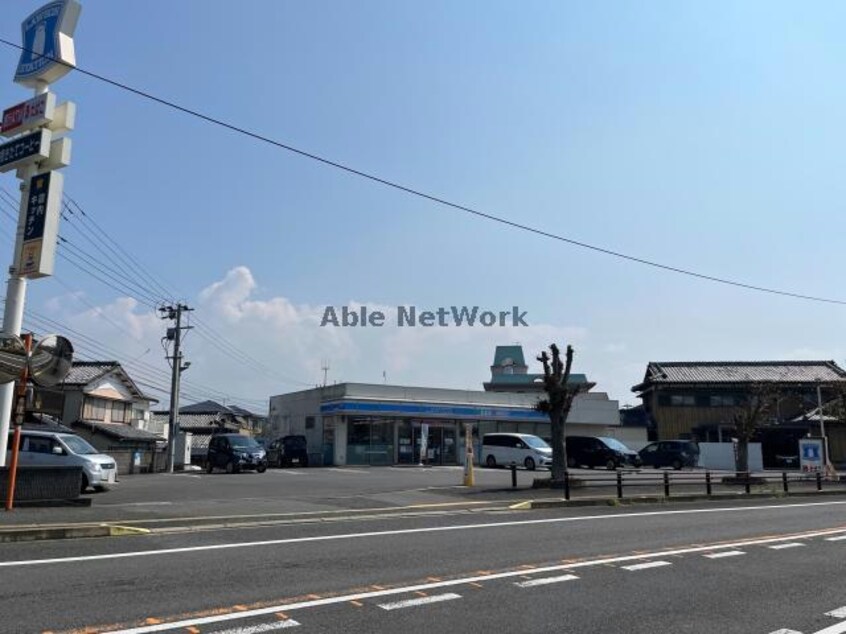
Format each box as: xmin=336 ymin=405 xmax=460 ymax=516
xmin=621 ymin=561 xmax=672 ymax=571
xmin=767 ymin=630 xmax=802 ymax=634
xmin=515 ymin=574 xmax=579 ymax=588
xmin=826 ymin=607 xmax=846 ymax=618
xmin=812 ymin=622 xmax=846 ymax=634
xmin=768 ymin=543 xmax=805 ymax=550
xmin=378 ymin=593 xmax=462 ymax=611
xmin=704 ymin=550 xmax=745 ymax=559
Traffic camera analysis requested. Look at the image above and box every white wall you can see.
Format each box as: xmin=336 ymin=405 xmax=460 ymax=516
xmin=698 ymin=442 xmax=763 ymax=471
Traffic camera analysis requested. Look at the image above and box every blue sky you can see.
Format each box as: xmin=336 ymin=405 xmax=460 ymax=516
xmin=2 ymin=0 xmax=846 ymax=408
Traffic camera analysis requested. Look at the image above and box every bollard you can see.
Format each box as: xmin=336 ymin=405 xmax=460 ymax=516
xmin=616 ymin=471 xmax=623 ymax=499
xmin=705 ymin=471 xmax=712 ymax=496
xmin=782 ymin=471 xmax=788 ymax=494
xmin=564 ymin=470 xmax=571 ymax=501
xmin=817 ymin=471 xmax=822 ymax=491
xmin=511 ymin=463 xmax=517 ymax=488
xmin=663 ymin=471 xmax=670 ymax=498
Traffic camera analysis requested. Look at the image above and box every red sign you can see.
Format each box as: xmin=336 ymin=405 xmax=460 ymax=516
xmin=1 ymin=93 xmax=51 ymax=135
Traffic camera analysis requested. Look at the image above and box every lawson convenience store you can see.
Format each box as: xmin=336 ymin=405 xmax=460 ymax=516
xmin=267 ymin=382 xmax=628 ymax=466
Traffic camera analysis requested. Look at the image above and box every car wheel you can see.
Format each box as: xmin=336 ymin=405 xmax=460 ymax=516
xmin=80 ymin=474 xmax=89 ymax=493
xmin=672 ymin=459 xmax=683 ymax=471
xmin=225 ymin=460 xmax=235 ymax=474
xmin=206 ymin=461 xmax=214 ymax=474
xmin=302 ymin=457 xmax=309 ymax=468
xmin=277 ymin=456 xmax=285 ymax=468
xmin=257 ymin=464 xmax=267 ymax=474
xmin=566 ymin=456 xmax=577 ymax=468
xmin=486 ymin=455 xmax=497 ymax=468
xmin=653 ymin=463 xmax=659 ymax=469
xmin=606 ymin=459 xmax=617 ymax=471
xmin=524 ymin=457 xmax=536 ymax=471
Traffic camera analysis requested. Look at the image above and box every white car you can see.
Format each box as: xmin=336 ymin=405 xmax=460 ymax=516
xmin=482 ymin=433 xmax=552 ymax=470
xmin=5 ymin=429 xmax=118 ymax=492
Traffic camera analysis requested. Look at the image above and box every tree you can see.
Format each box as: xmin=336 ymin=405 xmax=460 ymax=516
xmin=731 ymin=383 xmax=779 ymax=478
xmin=536 ymin=344 xmax=585 ymax=482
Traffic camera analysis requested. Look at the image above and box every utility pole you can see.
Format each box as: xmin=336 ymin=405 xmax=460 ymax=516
xmin=160 ymin=303 xmax=192 ymax=473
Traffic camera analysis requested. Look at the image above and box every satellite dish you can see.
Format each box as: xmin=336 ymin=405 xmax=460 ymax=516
xmin=29 ymin=334 xmax=74 ymax=387
xmin=0 ymin=335 xmax=27 ymax=383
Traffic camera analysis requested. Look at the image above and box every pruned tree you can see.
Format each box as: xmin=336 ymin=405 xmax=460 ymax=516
xmin=536 ymin=344 xmax=585 ymax=482
xmin=731 ymin=383 xmax=779 ymax=478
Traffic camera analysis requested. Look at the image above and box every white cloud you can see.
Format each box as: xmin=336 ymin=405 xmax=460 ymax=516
xmin=46 ymin=266 xmax=594 ymax=405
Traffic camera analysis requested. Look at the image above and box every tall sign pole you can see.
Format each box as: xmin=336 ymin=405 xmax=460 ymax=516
xmin=0 ymin=0 xmax=80 ymax=467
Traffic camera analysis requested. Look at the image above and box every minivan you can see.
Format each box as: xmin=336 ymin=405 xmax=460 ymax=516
xmin=566 ymin=436 xmax=642 ymax=470
xmin=267 ymin=435 xmax=309 ymax=468
xmin=482 ymin=433 xmax=552 ymax=470
xmin=6 ymin=430 xmax=117 ymax=492
xmin=638 ymin=440 xmax=700 ymax=470
xmin=206 ymin=433 xmax=268 ymax=473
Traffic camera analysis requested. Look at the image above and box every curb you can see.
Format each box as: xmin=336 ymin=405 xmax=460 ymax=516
xmin=0 ymin=522 xmax=150 ymax=543
xmin=527 ymin=489 xmax=846 ymax=509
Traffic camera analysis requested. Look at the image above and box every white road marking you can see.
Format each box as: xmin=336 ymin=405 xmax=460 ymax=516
xmin=621 ymin=561 xmax=672 ymax=571
xmin=11 ymin=501 xmax=846 ymax=569
xmin=812 ymin=621 xmax=846 ymax=634
xmin=767 ymin=630 xmax=802 ymax=634
xmin=98 ymin=524 xmax=846 ymax=634
xmin=378 ymin=593 xmax=462 ymax=611
xmin=515 ymin=574 xmax=579 ymax=588
xmin=328 ymin=468 xmax=367 ymax=474
xmin=208 ymin=620 xmax=300 ymax=633
xmin=269 ymin=470 xmax=304 ymax=476
xmin=704 ymin=550 xmax=745 ymax=559
xmin=826 ymin=606 xmax=846 ymax=618
xmin=825 ymin=535 xmax=846 ymax=542
xmin=769 ymin=543 xmax=805 ymax=550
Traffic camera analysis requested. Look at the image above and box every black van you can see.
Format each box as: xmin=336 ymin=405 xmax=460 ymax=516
xmin=267 ymin=435 xmax=309 ymax=468
xmin=638 ymin=440 xmax=699 ymax=470
xmin=206 ymin=434 xmax=268 ymax=474
xmin=566 ymin=436 xmax=642 ymax=470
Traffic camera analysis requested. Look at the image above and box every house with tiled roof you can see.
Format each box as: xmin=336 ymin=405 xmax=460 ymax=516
xmin=30 ymin=361 xmax=162 ymax=474
xmin=632 ymin=361 xmax=846 ymax=467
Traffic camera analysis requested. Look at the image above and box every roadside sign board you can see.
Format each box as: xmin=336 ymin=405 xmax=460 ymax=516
xmin=1 ymin=92 xmax=55 ymax=136
xmin=0 ymin=128 xmax=51 ymax=173
xmin=19 ymin=170 xmax=63 ymax=278
xmin=15 ymin=0 xmax=82 ymax=88
xmin=799 ymin=438 xmax=824 ymax=473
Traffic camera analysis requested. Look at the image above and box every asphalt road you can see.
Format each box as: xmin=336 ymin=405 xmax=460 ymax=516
xmin=2 ymin=496 xmax=845 ymax=633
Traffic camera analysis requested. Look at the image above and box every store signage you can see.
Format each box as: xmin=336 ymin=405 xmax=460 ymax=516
xmin=15 ymin=0 xmax=82 ymax=87
xmin=1 ymin=93 xmax=55 ymax=136
xmin=0 ymin=128 xmax=51 ymax=173
xmin=799 ymin=438 xmax=824 ymax=473
xmin=19 ymin=171 xmax=63 ymax=278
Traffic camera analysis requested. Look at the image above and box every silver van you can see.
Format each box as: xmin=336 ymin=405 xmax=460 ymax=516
xmin=482 ymin=433 xmax=552 ymax=470
xmin=5 ymin=430 xmax=118 ymax=492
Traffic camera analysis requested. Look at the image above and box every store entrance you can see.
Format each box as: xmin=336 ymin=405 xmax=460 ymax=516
xmin=413 ymin=422 xmax=458 ymax=465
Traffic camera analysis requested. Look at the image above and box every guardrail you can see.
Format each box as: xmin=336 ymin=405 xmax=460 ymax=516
xmin=504 ymin=464 xmax=845 ymax=501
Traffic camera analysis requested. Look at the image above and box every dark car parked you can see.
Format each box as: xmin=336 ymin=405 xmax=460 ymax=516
xmin=638 ymin=440 xmax=699 ymax=470
xmin=267 ymin=435 xmax=309 ymax=468
xmin=566 ymin=436 xmax=642 ymax=470
xmin=206 ymin=434 xmax=267 ymax=474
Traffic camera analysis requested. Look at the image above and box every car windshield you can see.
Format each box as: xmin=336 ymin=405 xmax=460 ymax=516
xmin=600 ymin=437 xmax=632 ymax=452
xmin=228 ymin=436 xmax=259 ymax=449
xmin=61 ymin=435 xmax=99 ymax=455
xmin=523 ymin=436 xmax=550 ymax=449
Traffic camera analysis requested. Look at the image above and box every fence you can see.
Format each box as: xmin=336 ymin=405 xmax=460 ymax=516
xmin=511 ymin=465 xmax=846 ymax=501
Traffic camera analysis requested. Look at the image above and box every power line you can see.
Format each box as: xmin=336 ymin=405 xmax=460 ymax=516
xmin=1 ymin=38 xmax=844 ymax=306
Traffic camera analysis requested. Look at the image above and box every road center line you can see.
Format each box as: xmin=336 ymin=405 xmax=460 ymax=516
xmin=703 ymin=550 xmax=745 ymax=559
xmin=8 ymin=501 xmax=846 ymax=568
xmin=621 ymin=561 xmax=672 ymax=571
xmin=378 ymin=593 xmax=462 ymax=610
xmin=207 ymin=620 xmax=300 ymax=634
xmin=515 ymin=574 xmax=579 ymax=588
xmin=96 ymin=525 xmax=846 ymax=634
